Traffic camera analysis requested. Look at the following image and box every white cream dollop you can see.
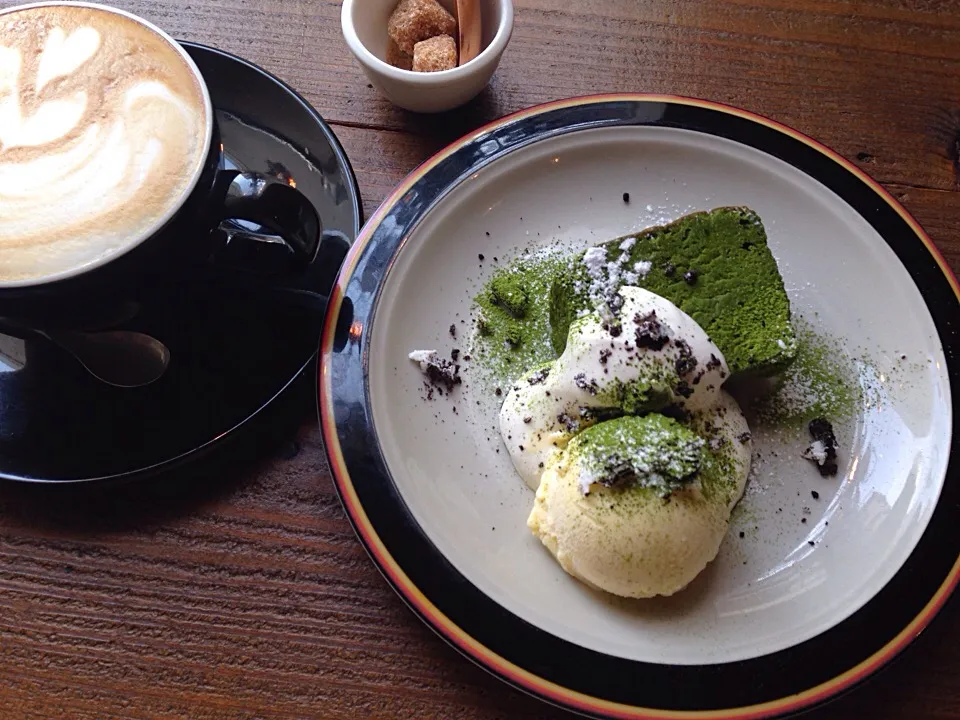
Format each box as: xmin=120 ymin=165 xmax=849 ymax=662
xmin=499 ymin=287 xmax=730 ymax=490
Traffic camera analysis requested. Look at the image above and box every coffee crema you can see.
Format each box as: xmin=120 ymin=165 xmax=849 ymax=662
xmin=0 ymin=4 xmax=210 ymax=283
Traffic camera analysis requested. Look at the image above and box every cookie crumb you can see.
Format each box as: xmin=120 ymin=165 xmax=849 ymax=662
xmin=409 ymin=350 xmax=461 ymax=394
xmin=802 ymin=417 xmax=839 ymax=476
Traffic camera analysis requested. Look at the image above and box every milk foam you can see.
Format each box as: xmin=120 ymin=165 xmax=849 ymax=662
xmin=0 ymin=5 xmax=210 ymax=283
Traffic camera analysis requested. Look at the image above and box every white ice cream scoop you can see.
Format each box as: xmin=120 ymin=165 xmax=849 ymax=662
xmin=527 ymin=392 xmax=752 ymax=598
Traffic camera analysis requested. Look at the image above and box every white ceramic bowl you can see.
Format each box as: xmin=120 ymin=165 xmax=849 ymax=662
xmin=341 ymin=0 xmax=513 ymax=113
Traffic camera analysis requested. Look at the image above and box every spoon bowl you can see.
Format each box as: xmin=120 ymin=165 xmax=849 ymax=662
xmin=0 ymin=322 xmax=172 ymax=388
xmin=46 ymin=330 xmax=172 ymax=388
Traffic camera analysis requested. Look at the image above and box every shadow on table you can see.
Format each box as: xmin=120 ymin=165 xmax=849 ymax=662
xmin=0 ymin=368 xmax=315 ymax=536
xmin=396 ymin=85 xmax=510 ymax=151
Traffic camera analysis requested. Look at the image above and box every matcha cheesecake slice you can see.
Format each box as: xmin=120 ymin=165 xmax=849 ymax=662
xmin=549 ymin=207 xmax=797 ymax=376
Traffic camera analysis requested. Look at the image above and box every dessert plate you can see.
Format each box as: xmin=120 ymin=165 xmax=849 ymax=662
xmin=0 ymin=43 xmax=360 ymax=484
xmin=319 ymin=96 xmax=959 ymax=718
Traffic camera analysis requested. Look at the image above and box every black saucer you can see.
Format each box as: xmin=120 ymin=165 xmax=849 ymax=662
xmin=0 ymin=43 xmax=361 ymax=484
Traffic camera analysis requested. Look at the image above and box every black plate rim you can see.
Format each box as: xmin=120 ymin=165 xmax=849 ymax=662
xmin=319 ymin=94 xmax=960 ymax=719
xmin=1 ymin=41 xmax=362 ymax=486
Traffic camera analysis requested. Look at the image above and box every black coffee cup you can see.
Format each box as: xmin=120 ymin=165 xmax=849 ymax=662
xmin=0 ymin=3 xmax=322 ymax=329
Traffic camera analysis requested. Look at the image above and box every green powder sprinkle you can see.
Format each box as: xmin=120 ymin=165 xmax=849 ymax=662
xmin=741 ymin=318 xmax=862 ymax=429
xmin=489 ymin=273 xmax=531 ymax=318
xmin=472 ymin=250 xmax=567 ymax=387
xmin=564 ymin=411 xmax=744 ymax=516
xmin=685 ymin=410 xmax=744 ymax=506
xmin=570 ymin=415 xmax=705 ymax=494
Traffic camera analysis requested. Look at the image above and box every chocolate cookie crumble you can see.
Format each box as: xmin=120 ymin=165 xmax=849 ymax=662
xmin=409 ymin=350 xmax=461 ymax=394
xmin=802 ymin=417 xmax=839 ymax=476
xmin=574 ymin=373 xmax=599 ymax=395
xmin=633 ymin=310 xmax=669 ymax=350
xmin=603 ymin=321 xmax=623 ymax=338
xmin=673 ymin=338 xmax=698 ymax=376
xmin=528 ymin=367 xmax=550 ymax=385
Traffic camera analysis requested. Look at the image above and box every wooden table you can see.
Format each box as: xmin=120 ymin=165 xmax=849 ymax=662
xmin=3 ymin=1 xmax=960 ymax=717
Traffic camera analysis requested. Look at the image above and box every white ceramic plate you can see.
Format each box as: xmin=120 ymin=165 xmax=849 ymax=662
xmin=320 ymin=96 xmax=960 ymax=719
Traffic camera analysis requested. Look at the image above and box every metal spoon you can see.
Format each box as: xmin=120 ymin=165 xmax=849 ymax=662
xmin=0 ymin=325 xmax=171 ymax=388
xmin=456 ymin=0 xmax=482 ymax=65
xmin=46 ymin=330 xmax=171 ymax=388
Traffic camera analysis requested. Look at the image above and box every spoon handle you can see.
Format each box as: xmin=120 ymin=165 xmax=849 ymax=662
xmin=0 ymin=320 xmax=43 ymax=342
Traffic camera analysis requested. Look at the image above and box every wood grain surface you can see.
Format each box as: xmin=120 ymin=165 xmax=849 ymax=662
xmin=2 ymin=0 xmax=960 ymax=718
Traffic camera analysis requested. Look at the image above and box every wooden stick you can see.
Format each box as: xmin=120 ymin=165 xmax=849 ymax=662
xmin=456 ymin=0 xmax=482 ymax=65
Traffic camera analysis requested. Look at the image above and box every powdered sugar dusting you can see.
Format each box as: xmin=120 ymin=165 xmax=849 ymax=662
xmin=579 ymin=241 xmax=654 ymax=313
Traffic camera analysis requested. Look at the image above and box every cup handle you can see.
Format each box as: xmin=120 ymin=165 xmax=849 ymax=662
xmin=209 ymin=170 xmax=322 ymax=274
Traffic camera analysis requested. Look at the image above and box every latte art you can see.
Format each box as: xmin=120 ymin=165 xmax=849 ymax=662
xmin=0 ymin=4 xmax=210 ymax=283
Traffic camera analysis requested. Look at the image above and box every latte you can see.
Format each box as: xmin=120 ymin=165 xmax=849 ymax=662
xmin=0 ymin=3 xmax=211 ymax=283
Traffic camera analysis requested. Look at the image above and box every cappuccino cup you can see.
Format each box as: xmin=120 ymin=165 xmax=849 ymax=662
xmin=0 ymin=2 xmax=321 ymax=325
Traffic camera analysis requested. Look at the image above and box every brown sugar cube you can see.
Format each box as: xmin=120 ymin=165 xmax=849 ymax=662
xmin=386 ymin=37 xmax=413 ymax=70
xmin=387 ymin=0 xmax=457 ymax=55
xmin=412 ymin=34 xmax=457 ymax=72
